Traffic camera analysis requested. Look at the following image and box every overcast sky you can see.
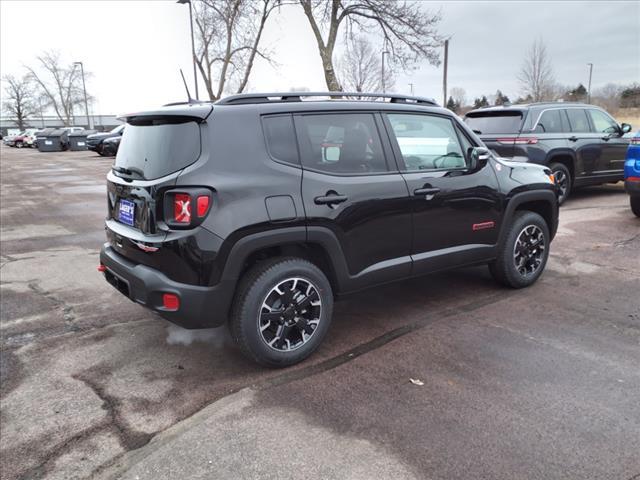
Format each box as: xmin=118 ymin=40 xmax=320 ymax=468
xmin=1 ymin=0 xmax=638 ymax=115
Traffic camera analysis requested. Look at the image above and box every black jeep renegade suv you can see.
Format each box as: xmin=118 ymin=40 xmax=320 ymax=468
xmin=99 ymin=92 xmax=559 ymax=367
xmin=465 ymin=103 xmax=633 ymax=204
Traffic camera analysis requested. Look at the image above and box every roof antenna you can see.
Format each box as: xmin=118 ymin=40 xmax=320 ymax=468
xmin=179 ymin=68 xmax=194 ymax=103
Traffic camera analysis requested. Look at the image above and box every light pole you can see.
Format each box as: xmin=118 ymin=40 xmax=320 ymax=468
xmin=73 ymin=61 xmax=92 ymax=129
xmin=587 ymin=63 xmax=593 ymax=104
xmin=177 ymin=0 xmax=199 ymax=100
xmin=442 ymin=38 xmax=449 ymax=106
xmin=381 ymin=50 xmax=390 ymax=93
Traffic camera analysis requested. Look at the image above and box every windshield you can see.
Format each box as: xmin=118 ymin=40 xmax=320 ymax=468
xmin=465 ymin=111 xmax=524 ymax=134
xmin=114 ymin=120 xmax=201 ymax=180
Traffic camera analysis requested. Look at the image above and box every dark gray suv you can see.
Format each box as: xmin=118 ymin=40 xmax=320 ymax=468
xmin=465 ymin=103 xmax=633 ymax=204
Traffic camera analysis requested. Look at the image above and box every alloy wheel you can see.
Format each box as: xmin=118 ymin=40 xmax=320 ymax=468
xmin=554 ymin=169 xmax=568 ymax=201
xmin=258 ymin=277 xmax=322 ymax=352
xmin=513 ymin=225 xmax=546 ymax=277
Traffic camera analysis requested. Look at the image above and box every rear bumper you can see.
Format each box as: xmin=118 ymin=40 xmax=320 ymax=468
xmin=99 ymin=244 xmax=234 ymax=329
xmin=625 ymin=178 xmax=640 ymax=196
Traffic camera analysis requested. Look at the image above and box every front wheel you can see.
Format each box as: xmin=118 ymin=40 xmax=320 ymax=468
xmin=550 ymin=162 xmax=572 ymax=205
xmin=631 ymin=196 xmax=640 ymax=217
xmin=489 ymin=211 xmax=550 ymax=288
xmin=229 ymin=257 xmax=333 ymax=367
xmin=16 ymin=141 xmax=23 ymax=148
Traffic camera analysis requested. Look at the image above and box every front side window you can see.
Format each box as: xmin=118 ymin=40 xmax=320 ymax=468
xmin=565 ymin=109 xmax=591 ymax=133
xmin=387 ymin=113 xmax=466 ymax=171
xmin=588 ymin=109 xmax=619 ymax=134
xmin=534 ymin=110 xmax=563 ymax=133
xmin=296 ymin=113 xmax=387 ymax=174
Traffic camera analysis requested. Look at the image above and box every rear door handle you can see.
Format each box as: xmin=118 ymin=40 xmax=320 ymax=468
xmin=413 ymin=187 xmax=441 ymax=197
xmin=314 ymin=194 xmax=348 ymax=205
xmin=568 ymin=136 xmax=578 ymax=142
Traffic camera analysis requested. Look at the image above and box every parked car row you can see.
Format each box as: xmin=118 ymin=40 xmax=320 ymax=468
xmin=2 ymin=125 xmax=124 ymax=156
xmin=464 ymin=102 xmax=634 ymax=205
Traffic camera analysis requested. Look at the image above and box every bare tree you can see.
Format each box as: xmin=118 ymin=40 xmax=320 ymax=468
xmin=593 ymin=83 xmax=623 ymax=113
xmin=517 ymin=38 xmax=555 ymax=102
xmin=193 ymin=0 xmax=277 ymax=101
xmin=299 ymin=0 xmax=442 ymax=91
xmin=25 ymin=51 xmax=90 ymax=126
xmin=2 ymin=74 xmax=38 ymax=130
xmin=449 ymin=87 xmax=466 ymax=108
xmin=336 ymin=36 xmax=394 ymax=93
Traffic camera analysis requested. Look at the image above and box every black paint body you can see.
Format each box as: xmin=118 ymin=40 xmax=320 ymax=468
xmin=100 ymin=99 xmax=559 ymax=329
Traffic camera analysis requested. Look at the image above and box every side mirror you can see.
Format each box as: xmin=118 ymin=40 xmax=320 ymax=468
xmin=621 ymin=123 xmax=633 ymax=134
xmin=468 ymin=146 xmax=490 ymax=172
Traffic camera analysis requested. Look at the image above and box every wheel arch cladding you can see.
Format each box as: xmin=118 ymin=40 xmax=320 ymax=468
xmin=501 ymin=190 xmax=558 ymax=242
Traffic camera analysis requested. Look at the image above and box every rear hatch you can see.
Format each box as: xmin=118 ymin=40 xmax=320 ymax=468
xmin=464 ymin=109 xmax=526 ymax=158
xmin=105 ymin=104 xmax=212 ymax=281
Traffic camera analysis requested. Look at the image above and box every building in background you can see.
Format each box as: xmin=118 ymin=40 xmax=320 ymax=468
xmin=0 ymin=115 xmax=123 ymax=136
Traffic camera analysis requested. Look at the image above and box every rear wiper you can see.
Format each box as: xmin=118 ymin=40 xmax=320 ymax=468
xmin=112 ymin=165 xmax=144 ymax=179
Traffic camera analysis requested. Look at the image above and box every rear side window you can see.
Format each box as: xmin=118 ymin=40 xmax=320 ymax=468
xmin=296 ymin=113 xmax=387 ymax=174
xmin=565 ymin=109 xmax=591 ymax=133
xmin=587 ymin=109 xmax=619 ymax=134
xmin=115 ymin=119 xmax=201 ymax=180
xmin=464 ymin=111 xmax=523 ymax=134
xmin=262 ymin=115 xmax=299 ymax=165
xmin=534 ymin=110 xmax=563 ymax=133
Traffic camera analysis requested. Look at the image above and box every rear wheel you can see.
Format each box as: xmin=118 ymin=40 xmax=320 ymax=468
xmin=550 ymin=162 xmax=572 ymax=205
xmin=16 ymin=141 xmax=23 ymax=148
xmin=631 ymin=196 xmax=640 ymax=217
xmin=489 ymin=211 xmax=550 ymax=288
xmin=229 ymin=257 xmax=333 ymax=367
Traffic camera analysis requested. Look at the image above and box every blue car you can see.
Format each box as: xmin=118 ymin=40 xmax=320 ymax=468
xmin=625 ymin=131 xmax=640 ymax=217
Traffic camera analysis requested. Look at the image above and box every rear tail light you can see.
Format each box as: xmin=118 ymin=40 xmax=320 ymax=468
xmin=162 ymin=293 xmax=180 ymax=311
xmin=630 ymin=137 xmax=640 ymax=145
xmin=196 ymin=195 xmax=210 ymax=217
xmin=97 ymin=264 xmax=106 ymax=272
xmin=164 ymin=189 xmax=213 ymax=228
xmin=174 ymin=193 xmax=192 ymax=223
xmin=497 ymin=137 xmax=538 ymax=145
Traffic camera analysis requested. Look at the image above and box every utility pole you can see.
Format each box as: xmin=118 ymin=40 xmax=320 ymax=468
xmin=74 ymin=62 xmax=92 ymax=129
xmin=177 ymin=0 xmax=199 ymax=99
xmin=408 ymin=83 xmax=414 ymax=95
xmin=442 ymin=39 xmax=449 ymax=106
xmin=587 ymin=63 xmax=593 ymax=104
xmin=381 ymin=50 xmax=390 ymax=93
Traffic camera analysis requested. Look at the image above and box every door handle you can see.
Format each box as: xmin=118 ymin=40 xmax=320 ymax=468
xmin=314 ymin=194 xmax=348 ymax=205
xmin=413 ymin=187 xmax=441 ymax=197
xmin=568 ymin=136 xmax=578 ymax=142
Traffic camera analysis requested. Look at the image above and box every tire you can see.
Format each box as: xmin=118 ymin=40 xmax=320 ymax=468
xmin=550 ymin=162 xmax=572 ymax=205
xmin=631 ymin=196 xmax=640 ymax=217
xmin=489 ymin=211 xmax=550 ymax=289
xmin=229 ymin=257 xmax=333 ymax=367
xmin=16 ymin=141 xmax=23 ymax=149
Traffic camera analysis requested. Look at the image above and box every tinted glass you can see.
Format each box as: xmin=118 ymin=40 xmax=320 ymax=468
xmin=297 ymin=114 xmax=387 ymax=174
xmin=464 ymin=111 xmax=523 ymax=134
xmin=388 ymin=113 xmax=466 ymax=171
xmin=565 ymin=109 xmax=591 ymax=133
xmin=263 ymin=115 xmax=298 ymax=164
xmin=535 ymin=110 xmax=563 ymax=133
xmin=115 ymin=121 xmax=201 ymax=180
xmin=588 ymin=109 xmax=619 ymax=134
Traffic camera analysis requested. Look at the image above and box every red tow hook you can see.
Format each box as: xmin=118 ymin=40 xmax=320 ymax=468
xmin=97 ymin=264 xmax=106 ymax=272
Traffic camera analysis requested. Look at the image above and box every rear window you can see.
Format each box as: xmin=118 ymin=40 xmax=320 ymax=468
xmin=464 ymin=111 xmax=524 ymax=134
xmin=115 ymin=119 xmax=201 ymax=180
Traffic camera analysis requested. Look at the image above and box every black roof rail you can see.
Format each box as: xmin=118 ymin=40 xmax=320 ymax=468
xmin=215 ymin=92 xmax=439 ymax=107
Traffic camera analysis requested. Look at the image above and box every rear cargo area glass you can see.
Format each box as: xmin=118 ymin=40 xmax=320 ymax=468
xmin=115 ymin=121 xmax=201 ymax=180
xmin=465 ymin=112 xmax=524 ymax=134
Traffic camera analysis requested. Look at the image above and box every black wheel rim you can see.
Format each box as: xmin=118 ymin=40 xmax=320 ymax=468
xmin=513 ymin=225 xmax=546 ymax=277
xmin=554 ymin=169 xmax=568 ymax=200
xmin=258 ymin=277 xmax=322 ymax=352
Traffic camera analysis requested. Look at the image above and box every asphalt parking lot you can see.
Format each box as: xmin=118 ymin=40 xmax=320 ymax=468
xmin=1 ymin=145 xmax=639 ymax=480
